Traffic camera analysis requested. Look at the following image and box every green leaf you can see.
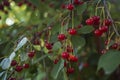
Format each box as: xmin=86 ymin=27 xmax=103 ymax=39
xmin=77 ymin=26 xmax=94 ymax=34
xmin=0 ymin=58 xmax=10 ymax=70
xmin=71 ymin=36 xmax=86 ymax=49
xmin=20 ymin=53 xmax=28 ymax=62
xmin=77 ymin=2 xmax=87 ymax=14
xmin=33 ymin=45 xmax=41 ymax=51
xmin=34 ymin=55 xmax=48 ymax=64
xmin=0 ymin=71 xmax=5 ymax=78
xmin=2 ymin=72 xmax=7 ymax=80
xmin=97 ymin=50 xmax=120 ymax=74
xmin=52 ymin=42 xmax=62 ymax=51
xmin=51 ymin=59 xmax=64 ymax=79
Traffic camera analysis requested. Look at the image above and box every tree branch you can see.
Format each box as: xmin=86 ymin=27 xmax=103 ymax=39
xmin=103 ymin=0 xmax=120 ymax=37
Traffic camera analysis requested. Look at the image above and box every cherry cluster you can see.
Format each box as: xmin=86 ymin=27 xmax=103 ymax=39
xmin=17 ymin=0 xmax=36 ymax=10
xmin=0 ymin=0 xmax=10 ymax=15
xmin=61 ymin=0 xmax=84 ymax=10
xmin=86 ymin=16 xmax=112 ymax=37
xmin=8 ymin=51 xmax=35 ymax=80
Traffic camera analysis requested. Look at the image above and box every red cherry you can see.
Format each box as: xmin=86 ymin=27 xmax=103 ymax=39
xmin=23 ymin=63 xmax=29 ymax=69
xmin=77 ymin=24 xmax=83 ymax=28
xmin=33 ymin=39 xmax=40 ymax=45
xmin=103 ymin=19 xmax=112 ymax=26
xmin=99 ymin=26 xmax=108 ymax=32
xmin=61 ymin=4 xmax=66 ymax=9
xmin=67 ymin=67 xmax=74 ymax=74
xmin=15 ymin=65 xmax=23 ymax=72
xmin=94 ymin=29 xmax=103 ymax=37
xmin=45 ymin=43 xmax=52 ymax=50
xmin=54 ymin=59 xmax=59 ymax=64
xmin=0 ymin=4 xmax=4 ymax=10
xmin=9 ymin=77 xmax=16 ymax=80
xmin=61 ymin=52 xmax=69 ymax=59
xmin=79 ymin=1 xmax=84 ymax=5
xmin=18 ymin=2 xmax=23 ymax=7
xmin=3 ymin=0 xmax=10 ymax=7
xmin=66 ymin=46 xmax=73 ymax=53
xmin=66 ymin=4 xmax=74 ymax=10
xmin=74 ymin=0 xmax=80 ymax=5
xmin=69 ymin=54 xmax=78 ymax=62
xmin=86 ymin=18 xmax=94 ymax=25
xmin=68 ymin=28 xmax=77 ymax=35
xmin=64 ymin=61 xmax=67 ymax=67
xmin=104 ymin=40 xmax=109 ymax=45
xmin=100 ymin=49 xmax=107 ymax=54
xmin=111 ymin=43 xmax=119 ymax=49
xmin=11 ymin=60 xmax=17 ymax=66
xmin=58 ymin=34 xmax=66 ymax=41
xmin=92 ymin=16 xmax=100 ymax=25
xmin=28 ymin=51 xmax=35 ymax=58
xmin=83 ymin=63 xmax=89 ymax=68
xmin=92 ymin=16 xmax=100 ymax=22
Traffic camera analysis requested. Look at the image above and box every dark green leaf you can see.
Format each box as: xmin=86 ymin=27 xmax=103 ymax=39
xmin=51 ymin=59 xmax=64 ymax=79
xmin=77 ymin=2 xmax=87 ymax=14
xmin=71 ymin=36 xmax=86 ymax=49
xmin=97 ymin=50 xmax=120 ymax=74
xmin=52 ymin=42 xmax=62 ymax=51
xmin=0 ymin=71 xmax=5 ymax=78
xmin=78 ymin=26 xmax=94 ymax=34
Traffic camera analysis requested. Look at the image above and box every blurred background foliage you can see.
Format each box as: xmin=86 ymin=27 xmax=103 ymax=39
xmin=0 ymin=0 xmax=120 ymax=80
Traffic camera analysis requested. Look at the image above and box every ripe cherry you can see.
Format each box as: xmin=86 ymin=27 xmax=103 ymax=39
xmin=111 ymin=43 xmax=119 ymax=49
xmin=103 ymin=19 xmax=112 ymax=26
xmin=3 ymin=0 xmax=10 ymax=7
xmin=45 ymin=43 xmax=52 ymax=50
xmin=18 ymin=2 xmax=23 ymax=7
xmin=94 ymin=29 xmax=103 ymax=37
xmin=11 ymin=60 xmax=17 ymax=66
xmin=104 ymin=40 xmax=109 ymax=45
xmin=100 ymin=49 xmax=107 ymax=54
xmin=33 ymin=39 xmax=40 ymax=45
xmin=77 ymin=24 xmax=83 ymax=28
xmin=92 ymin=16 xmax=100 ymax=22
xmin=66 ymin=4 xmax=74 ymax=10
xmin=61 ymin=52 xmax=69 ymax=59
xmin=64 ymin=61 xmax=67 ymax=67
xmin=74 ymin=0 xmax=80 ymax=5
xmin=15 ymin=65 xmax=23 ymax=72
xmin=28 ymin=51 xmax=35 ymax=58
xmin=0 ymin=4 xmax=4 ymax=10
xmin=92 ymin=16 xmax=100 ymax=25
xmin=67 ymin=67 xmax=74 ymax=74
xmin=99 ymin=26 xmax=108 ymax=32
xmin=66 ymin=46 xmax=73 ymax=53
xmin=58 ymin=34 xmax=66 ymax=41
xmin=69 ymin=54 xmax=78 ymax=62
xmin=86 ymin=18 xmax=94 ymax=25
xmin=61 ymin=4 xmax=66 ymax=9
xmin=23 ymin=63 xmax=29 ymax=69
xmin=54 ymin=59 xmax=59 ymax=64
xmin=68 ymin=28 xmax=77 ymax=35
xmin=9 ymin=77 xmax=16 ymax=80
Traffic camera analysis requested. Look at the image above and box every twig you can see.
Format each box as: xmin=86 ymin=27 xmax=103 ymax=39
xmin=103 ymin=0 xmax=120 ymax=37
xmin=7 ymin=70 xmax=15 ymax=80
